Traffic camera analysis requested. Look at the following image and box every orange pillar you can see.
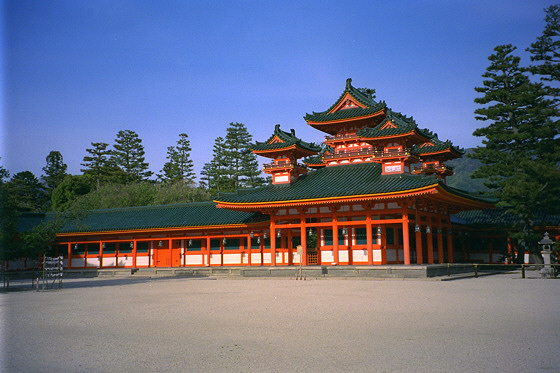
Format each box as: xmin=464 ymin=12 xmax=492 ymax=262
xmin=333 ymin=215 xmax=339 ymax=265
xmin=247 ymin=234 xmax=252 ymax=266
xmin=300 ymin=216 xmax=307 ymax=266
xmin=427 ymin=229 xmax=434 ymax=264
xmin=270 ymin=220 xmax=276 ymax=266
xmin=447 ymin=229 xmax=454 ymax=263
xmin=366 ymin=212 xmax=373 ymax=265
xmin=402 ymin=212 xmax=411 ymax=265
xmin=415 ymin=226 xmax=423 ymax=264
xmin=67 ymin=243 xmax=72 ymax=269
xmin=206 ymin=237 xmax=211 ymax=266
xmin=437 ymin=228 xmax=444 ymax=264
xmin=133 ymin=239 xmax=137 ymax=268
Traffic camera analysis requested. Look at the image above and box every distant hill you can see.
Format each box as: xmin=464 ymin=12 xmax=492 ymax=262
xmin=446 ymin=148 xmax=491 ymax=194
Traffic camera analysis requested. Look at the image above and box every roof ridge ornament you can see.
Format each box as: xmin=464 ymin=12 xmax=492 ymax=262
xmin=346 ymin=78 xmax=352 ymax=90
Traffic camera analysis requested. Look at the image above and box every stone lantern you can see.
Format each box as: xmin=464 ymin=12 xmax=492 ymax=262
xmin=538 ymin=232 xmax=555 ymax=278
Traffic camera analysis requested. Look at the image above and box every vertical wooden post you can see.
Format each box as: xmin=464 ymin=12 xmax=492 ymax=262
xmin=133 ymin=239 xmax=137 ymax=268
xmin=333 ymin=214 xmax=339 ymax=265
xmin=447 ymin=229 xmax=454 ymax=263
xmin=437 ymin=228 xmax=444 ymax=264
xmin=415 ymin=226 xmax=423 ymax=264
xmin=366 ymin=212 xmax=373 ymax=265
xmin=402 ymin=212 xmax=411 ymax=265
xmin=300 ymin=216 xmax=307 ymax=266
xmin=427 ymin=230 xmax=434 ymax=264
xmin=206 ymin=236 xmax=211 ymax=266
xmin=67 ymin=242 xmax=72 ymax=269
xmin=270 ymin=220 xmax=276 ymax=266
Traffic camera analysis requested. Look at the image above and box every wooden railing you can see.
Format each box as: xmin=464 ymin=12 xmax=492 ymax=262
xmin=323 ymin=149 xmax=411 ymax=160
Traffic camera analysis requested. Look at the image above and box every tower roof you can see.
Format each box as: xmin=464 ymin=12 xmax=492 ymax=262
xmin=304 ymin=78 xmax=386 ymax=131
xmin=250 ymin=124 xmax=321 ymax=157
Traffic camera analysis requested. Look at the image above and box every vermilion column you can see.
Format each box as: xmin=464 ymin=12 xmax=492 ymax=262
xmin=206 ymin=236 xmax=211 ymax=266
xmin=366 ymin=212 xmax=373 ymax=265
xmin=437 ymin=229 xmax=444 ymax=264
xmin=402 ymin=212 xmax=411 ymax=265
xmin=427 ymin=230 xmax=434 ymax=264
xmin=415 ymin=228 xmax=423 ymax=264
xmin=447 ymin=229 xmax=454 ymax=263
xmin=300 ymin=216 xmax=307 ymax=266
xmin=270 ymin=220 xmax=276 ymax=266
xmin=333 ymin=215 xmax=339 ymax=265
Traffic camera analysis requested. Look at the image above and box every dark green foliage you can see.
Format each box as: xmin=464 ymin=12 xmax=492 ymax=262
xmin=527 ymin=4 xmax=560 ymax=101
xmin=110 ymin=130 xmax=153 ymax=182
xmin=224 ymin=122 xmax=266 ymax=190
xmin=471 ymin=42 xmax=560 ymax=260
xmin=81 ymin=142 xmax=127 ymax=188
xmin=41 ymin=150 xmax=68 ymax=193
xmin=446 ymin=149 xmax=491 ymax=194
xmin=5 ymin=171 xmax=48 ymax=212
xmin=201 ymin=137 xmax=234 ymax=195
xmin=51 ymin=175 xmax=91 ymax=212
xmin=159 ymin=133 xmax=195 ymax=184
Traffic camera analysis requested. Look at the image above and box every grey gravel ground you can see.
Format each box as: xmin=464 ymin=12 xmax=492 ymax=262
xmin=2 ymin=273 xmax=559 ymax=373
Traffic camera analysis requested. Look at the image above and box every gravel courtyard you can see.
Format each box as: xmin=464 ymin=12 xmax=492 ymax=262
xmin=2 ymin=273 xmax=559 ymax=373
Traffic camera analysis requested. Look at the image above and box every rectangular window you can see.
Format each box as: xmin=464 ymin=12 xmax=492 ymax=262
xmin=250 ymin=237 xmax=260 ymax=249
xmin=224 ymin=238 xmax=240 ymax=251
xmin=72 ymin=244 xmax=86 ymax=255
xmin=119 ymin=242 xmax=133 ymax=254
xmin=187 ymin=239 xmax=202 ymax=252
xmin=292 ymin=236 xmax=301 ymax=247
xmin=136 ymin=242 xmax=149 ymax=253
xmin=324 ymin=229 xmax=333 ymax=245
xmin=354 ymin=227 xmax=379 ymax=245
xmin=338 ymin=228 xmax=346 ymax=245
xmin=87 ymin=243 xmax=100 ymax=254
xmin=386 ymin=227 xmax=395 ymax=245
xmin=210 ymin=239 xmax=221 ymax=251
xmin=398 ymin=229 xmax=403 ymax=245
xmin=103 ymin=243 xmax=117 ymax=254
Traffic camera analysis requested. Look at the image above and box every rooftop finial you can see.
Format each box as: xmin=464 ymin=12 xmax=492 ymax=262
xmin=346 ymin=78 xmax=352 ymax=90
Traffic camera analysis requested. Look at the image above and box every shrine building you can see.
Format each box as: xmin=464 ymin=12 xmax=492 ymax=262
xmin=15 ymin=79 xmax=501 ymax=270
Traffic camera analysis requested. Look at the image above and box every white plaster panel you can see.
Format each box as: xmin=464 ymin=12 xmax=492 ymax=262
xmin=118 ymin=257 xmax=133 ymax=267
xmin=398 ymin=249 xmax=404 ymax=262
xmin=8 ymin=260 xmax=25 ymax=269
xmin=470 ymin=253 xmax=489 ymax=262
xmin=263 ymin=252 xmax=271 ymax=264
xmin=223 ymin=253 xmax=241 ymax=265
xmin=339 ymin=250 xmax=348 ymax=262
xmin=242 ymin=253 xmax=248 ymax=264
xmin=320 ymin=207 xmax=330 ymax=214
xmin=71 ymin=258 xmax=85 ymax=267
xmin=353 ymin=250 xmax=367 ymax=262
xmin=275 ymin=175 xmax=289 ymax=183
xmin=210 ymin=254 xmax=221 ymax=265
xmin=373 ymin=249 xmax=382 ymax=262
xmin=135 ymin=257 xmax=149 ymax=267
xmin=102 ymin=257 xmax=116 ymax=267
xmin=386 ymin=249 xmax=397 ymax=262
xmin=321 ymin=250 xmax=334 ymax=263
xmin=186 ymin=255 xmax=203 ymax=265
xmin=251 ymin=253 xmax=262 ymax=264
xmin=387 ymin=202 xmax=399 ymax=209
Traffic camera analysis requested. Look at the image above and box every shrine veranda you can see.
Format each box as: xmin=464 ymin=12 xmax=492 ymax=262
xmin=10 ymin=79 xmax=559 ymax=271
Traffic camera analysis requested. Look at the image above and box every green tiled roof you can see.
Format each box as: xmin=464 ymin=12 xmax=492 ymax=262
xmin=453 ymin=208 xmax=560 ymax=227
xmin=19 ymin=202 xmax=268 ymax=234
xmin=304 ymin=79 xmax=386 ymax=123
xmin=251 ymin=124 xmax=321 ymax=153
xmin=356 ymin=109 xmax=432 ymax=140
xmin=302 ymin=155 xmax=325 ymax=166
xmin=216 ymin=162 xmax=442 ymax=204
xmin=413 ymin=137 xmax=464 ymax=156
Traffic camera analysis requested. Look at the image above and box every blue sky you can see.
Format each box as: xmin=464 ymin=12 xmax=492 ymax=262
xmin=2 ymin=0 xmax=556 ymax=181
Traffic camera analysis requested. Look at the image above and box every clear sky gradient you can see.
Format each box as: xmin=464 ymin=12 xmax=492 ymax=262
xmin=2 ymin=1 xmax=556 ymax=181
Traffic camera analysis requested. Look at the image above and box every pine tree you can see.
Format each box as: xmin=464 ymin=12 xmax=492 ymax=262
xmin=6 ymin=171 xmax=48 ymax=212
xmin=527 ymin=4 xmax=560 ymax=103
xmin=470 ymin=44 xmax=560 ymax=261
xmin=200 ymin=137 xmax=233 ymax=195
xmin=42 ymin=151 xmax=68 ymax=193
xmin=110 ymin=130 xmax=153 ymax=182
xmin=223 ymin=122 xmax=265 ymax=190
xmin=159 ymin=133 xmax=195 ymax=183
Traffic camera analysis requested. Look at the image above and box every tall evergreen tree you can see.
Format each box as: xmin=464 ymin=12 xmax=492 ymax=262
xmin=470 ymin=44 xmax=560 ymax=261
xmin=110 ymin=130 xmax=153 ymax=182
xmin=5 ymin=171 xmax=48 ymax=212
xmin=81 ymin=142 xmax=113 ymax=189
xmin=200 ymin=137 xmax=233 ymax=195
xmin=159 ymin=133 xmax=195 ymax=183
xmin=41 ymin=150 xmax=67 ymax=193
xmin=223 ymin=122 xmax=265 ymax=190
xmin=527 ymin=4 xmax=560 ymax=103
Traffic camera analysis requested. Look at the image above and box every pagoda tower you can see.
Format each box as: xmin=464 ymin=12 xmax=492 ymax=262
xmin=303 ymin=78 xmax=460 ymax=179
xmin=251 ymin=124 xmax=321 ymax=184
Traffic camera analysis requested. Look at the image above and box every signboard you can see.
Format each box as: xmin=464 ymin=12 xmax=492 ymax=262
xmin=384 ymin=164 xmax=402 ymax=173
